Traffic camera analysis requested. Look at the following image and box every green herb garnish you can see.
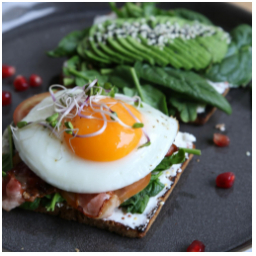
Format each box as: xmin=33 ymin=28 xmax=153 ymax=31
xmin=110 ymin=111 xmax=118 ymax=120
xmin=132 ymin=122 xmax=144 ymax=129
xmin=46 ymin=113 xmax=59 ymax=123
xmin=64 ymin=121 xmax=73 ymax=134
xmin=138 ymin=141 xmax=151 ymax=149
xmin=17 ymin=121 xmax=28 ymax=128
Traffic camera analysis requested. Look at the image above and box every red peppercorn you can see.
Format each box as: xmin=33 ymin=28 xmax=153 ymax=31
xmin=213 ymin=133 xmax=230 ymax=147
xmin=216 ymin=172 xmax=235 ymax=188
xmin=2 ymin=91 xmax=11 ymax=106
xmin=14 ymin=75 xmax=29 ymax=91
xmin=2 ymin=65 xmax=15 ymax=78
xmin=187 ymin=240 xmax=205 ymax=252
xmin=29 ymin=74 xmax=42 ymax=87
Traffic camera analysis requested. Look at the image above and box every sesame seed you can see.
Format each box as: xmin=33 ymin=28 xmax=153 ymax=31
xmin=246 ymin=151 xmax=251 ymax=156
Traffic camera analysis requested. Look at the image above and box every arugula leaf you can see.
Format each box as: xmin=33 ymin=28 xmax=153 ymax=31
xmin=20 ymin=198 xmax=41 ymax=211
xmin=121 ymin=192 xmax=150 ymax=214
xmin=153 ymin=149 xmax=186 ymax=172
xmin=144 ymin=179 xmax=165 ymax=197
xmin=121 ymin=149 xmax=186 ymax=214
xmin=204 ymin=24 xmax=252 ymax=87
xmin=44 ymin=193 xmax=65 ymax=211
xmin=135 ymin=62 xmax=232 ymax=115
xmin=47 ymin=29 xmax=89 ymax=58
xmin=168 ymin=97 xmax=198 ymax=123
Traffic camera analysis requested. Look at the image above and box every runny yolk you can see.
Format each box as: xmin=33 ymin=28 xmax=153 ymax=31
xmin=64 ymin=98 xmax=143 ymax=161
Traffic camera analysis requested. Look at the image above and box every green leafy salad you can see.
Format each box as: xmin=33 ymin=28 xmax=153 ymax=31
xmin=48 ymin=2 xmax=252 ymax=123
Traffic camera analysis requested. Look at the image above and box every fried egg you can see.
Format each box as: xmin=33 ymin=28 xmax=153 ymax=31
xmin=13 ymin=90 xmax=179 ymax=193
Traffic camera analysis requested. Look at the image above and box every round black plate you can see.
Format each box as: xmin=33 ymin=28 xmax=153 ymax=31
xmin=2 ymin=3 xmax=252 ymax=252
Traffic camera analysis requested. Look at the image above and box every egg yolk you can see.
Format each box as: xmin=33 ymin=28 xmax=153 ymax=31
xmin=64 ymin=98 xmax=143 ymax=161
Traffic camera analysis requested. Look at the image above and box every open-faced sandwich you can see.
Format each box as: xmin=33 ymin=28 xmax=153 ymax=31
xmin=2 ymin=80 xmax=200 ymax=237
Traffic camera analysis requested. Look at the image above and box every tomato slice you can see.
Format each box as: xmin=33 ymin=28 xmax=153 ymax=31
xmin=114 ymin=173 xmax=151 ymax=203
xmin=13 ymin=92 xmax=50 ymax=125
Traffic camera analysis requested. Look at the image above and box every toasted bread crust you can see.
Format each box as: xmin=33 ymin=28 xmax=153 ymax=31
xmin=34 ymin=149 xmax=194 ymax=238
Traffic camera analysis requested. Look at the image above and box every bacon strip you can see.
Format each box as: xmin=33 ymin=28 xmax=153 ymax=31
xmin=2 ymin=162 xmax=56 ymax=211
xmin=2 ymin=176 xmax=25 ymax=211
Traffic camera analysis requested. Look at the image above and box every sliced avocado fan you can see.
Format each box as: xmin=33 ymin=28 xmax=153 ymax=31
xmin=78 ymin=16 xmax=230 ymax=70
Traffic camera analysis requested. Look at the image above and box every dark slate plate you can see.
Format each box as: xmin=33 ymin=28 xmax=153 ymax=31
xmin=2 ymin=2 xmax=252 ymax=252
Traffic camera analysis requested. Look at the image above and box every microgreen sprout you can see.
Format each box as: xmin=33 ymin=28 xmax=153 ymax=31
xmin=50 ymin=120 xmax=58 ymax=128
xmin=132 ymin=122 xmax=144 ymax=129
xmin=17 ymin=121 xmax=28 ymax=128
xmin=64 ymin=121 xmax=73 ymax=134
xmin=46 ymin=113 xmax=59 ymax=123
xmin=138 ymin=141 xmax=151 ymax=149
xmin=110 ymin=111 xmax=118 ymax=120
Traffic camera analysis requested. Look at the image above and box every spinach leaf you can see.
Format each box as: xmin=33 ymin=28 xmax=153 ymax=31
xmin=121 ymin=149 xmax=186 ymax=214
xmin=20 ymin=198 xmax=41 ymax=211
xmin=2 ymin=126 xmax=14 ymax=177
xmin=230 ymin=24 xmax=252 ymax=49
xmin=110 ymin=2 xmax=158 ymax=18
xmin=20 ymin=193 xmax=65 ymax=212
xmin=123 ymin=84 xmax=168 ymax=115
xmin=48 ymin=29 xmax=89 ymax=58
xmin=204 ymin=24 xmax=252 ymax=87
xmin=2 ymin=154 xmax=12 ymax=176
xmin=168 ymin=8 xmax=212 ymax=25
xmin=110 ymin=3 xmax=212 ymax=25
xmin=169 ymin=97 xmax=198 ymax=123
xmin=63 ymin=56 xmax=109 ymax=87
xmin=107 ymin=65 xmax=135 ymax=89
xmin=135 ymin=62 xmax=232 ymax=115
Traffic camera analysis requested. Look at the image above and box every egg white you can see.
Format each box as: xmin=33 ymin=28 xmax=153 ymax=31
xmin=13 ymin=91 xmax=179 ymax=193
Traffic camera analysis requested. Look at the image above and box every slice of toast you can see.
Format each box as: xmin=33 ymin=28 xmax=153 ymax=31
xmin=33 ymin=150 xmax=194 ymax=238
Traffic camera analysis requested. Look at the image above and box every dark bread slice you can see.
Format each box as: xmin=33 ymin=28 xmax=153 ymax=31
xmin=33 ymin=149 xmax=194 ymax=238
xmin=190 ymin=88 xmax=230 ymax=125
